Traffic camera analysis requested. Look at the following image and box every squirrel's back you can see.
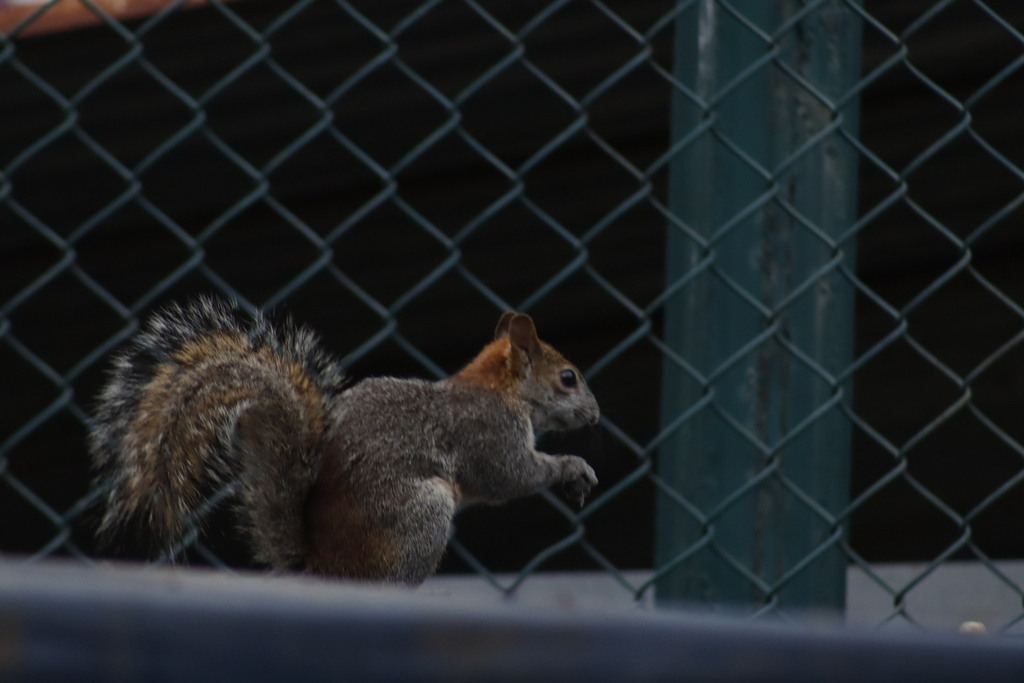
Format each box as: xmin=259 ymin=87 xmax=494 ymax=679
xmin=89 ymin=297 xmax=347 ymax=567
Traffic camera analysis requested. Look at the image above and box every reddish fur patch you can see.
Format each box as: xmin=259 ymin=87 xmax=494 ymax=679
xmin=451 ymin=338 xmax=523 ymax=392
xmin=452 ymin=334 xmax=574 ymax=394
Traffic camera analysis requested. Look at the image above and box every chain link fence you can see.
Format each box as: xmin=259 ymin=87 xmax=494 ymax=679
xmin=4 ymin=0 xmax=1024 ymax=631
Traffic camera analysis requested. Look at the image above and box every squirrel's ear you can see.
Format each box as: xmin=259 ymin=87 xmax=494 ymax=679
xmin=494 ymin=311 xmax=518 ymax=340
xmin=507 ymin=314 xmax=541 ymax=357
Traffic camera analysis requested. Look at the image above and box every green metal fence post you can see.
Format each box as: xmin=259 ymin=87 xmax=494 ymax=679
xmin=657 ymin=1 xmax=862 ymax=611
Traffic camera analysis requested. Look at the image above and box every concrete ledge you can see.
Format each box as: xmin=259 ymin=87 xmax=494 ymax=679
xmin=2 ymin=560 xmax=1024 ymax=682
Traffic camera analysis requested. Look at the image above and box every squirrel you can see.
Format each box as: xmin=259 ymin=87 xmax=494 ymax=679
xmin=88 ymin=297 xmax=599 ymax=584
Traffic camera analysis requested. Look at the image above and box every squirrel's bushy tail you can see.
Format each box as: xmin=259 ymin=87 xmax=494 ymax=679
xmin=88 ymin=297 xmax=347 ymax=568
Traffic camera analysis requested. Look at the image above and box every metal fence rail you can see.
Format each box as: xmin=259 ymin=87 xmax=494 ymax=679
xmin=7 ymin=561 xmax=1024 ymax=683
xmin=4 ymin=0 xmax=1024 ymax=632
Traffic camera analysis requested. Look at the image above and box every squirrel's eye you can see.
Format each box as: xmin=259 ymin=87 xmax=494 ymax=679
xmin=560 ymin=369 xmax=578 ymax=388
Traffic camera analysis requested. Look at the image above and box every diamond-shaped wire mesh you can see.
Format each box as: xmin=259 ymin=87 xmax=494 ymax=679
xmin=4 ymin=0 xmax=1024 ymax=631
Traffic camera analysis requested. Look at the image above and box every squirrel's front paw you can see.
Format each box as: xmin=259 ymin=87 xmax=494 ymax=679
xmin=560 ymin=457 xmax=598 ymax=507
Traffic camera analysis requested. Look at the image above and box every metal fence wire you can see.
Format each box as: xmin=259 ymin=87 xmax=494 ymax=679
xmin=5 ymin=0 xmax=1024 ymax=630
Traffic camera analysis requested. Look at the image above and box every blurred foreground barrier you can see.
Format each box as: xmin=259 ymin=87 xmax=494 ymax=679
xmin=1 ymin=560 xmax=1023 ymax=682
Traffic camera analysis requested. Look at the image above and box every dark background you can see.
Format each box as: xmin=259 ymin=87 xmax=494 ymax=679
xmin=3 ymin=0 xmax=1024 ymax=572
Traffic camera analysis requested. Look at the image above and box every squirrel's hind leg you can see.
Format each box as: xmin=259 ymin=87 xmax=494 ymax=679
xmin=389 ymin=477 xmax=458 ymax=585
xmin=305 ymin=475 xmax=456 ymax=585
